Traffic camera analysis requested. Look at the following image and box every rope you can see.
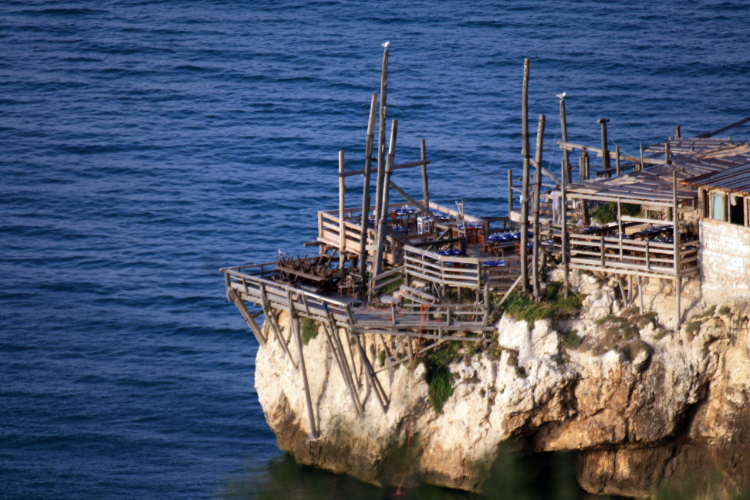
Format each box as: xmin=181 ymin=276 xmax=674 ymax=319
xmin=393 ymin=302 xmax=429 ymax=496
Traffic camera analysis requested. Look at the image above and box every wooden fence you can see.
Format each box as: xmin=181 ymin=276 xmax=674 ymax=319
xmin=555 ymin=233 xmax=700 ymax=278
xmin=403 ymin=245 xmax=522 ymax=291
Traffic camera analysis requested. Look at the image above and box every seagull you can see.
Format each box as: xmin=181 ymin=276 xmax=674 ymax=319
xmin=556 ymin=92 xmax=566 ymax=100
xmin=382 ymin=41 xmax=390 ymax=48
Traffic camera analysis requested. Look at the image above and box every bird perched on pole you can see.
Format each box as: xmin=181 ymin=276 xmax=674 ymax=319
xmin=381 ymin=41 xmax=390 ymax=48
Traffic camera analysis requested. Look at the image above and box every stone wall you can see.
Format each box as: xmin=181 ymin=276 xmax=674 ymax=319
xmin=700 ymin=219 xmax=750 ymax=293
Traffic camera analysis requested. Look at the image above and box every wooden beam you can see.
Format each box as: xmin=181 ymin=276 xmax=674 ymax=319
xmin=559 ymin=96 xmax=571 ymax=183
xmin=561 ymin=160 xmax=569 ymax=299
xmin=374 ymin=120 xmax=398 ymax=276
xmin=532 ymin=114 xmax=545 ymax=302
xmin=421 ymin=139 xmax=429 ymax=211
xmin=340 ymin=159 xmax=430 ymax=178
xmin=521 ymin=58 xmax=531 ymax=294
xmin=339 ymin=150 xmax=346 ymax=270
xmin=359 ymin=93 xmax=378 ymax=282
xmin=288 ymin=291 xmax=318 ymax=438
xmin=373 ymin=46 xmax=389 ymax=231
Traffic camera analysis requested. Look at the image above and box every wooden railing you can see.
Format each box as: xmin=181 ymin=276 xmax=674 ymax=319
xmin=317 ymin=200 xmax=470 ymax=265
xmin=223 ymin=266 xmax=354 ymax=326
xmin=555 ymin=233 xmax=699 ymax=277
xmin=403 ymin=245 xmax=521 ymax=291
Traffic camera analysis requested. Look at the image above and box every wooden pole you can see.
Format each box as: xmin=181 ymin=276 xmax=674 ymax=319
xmin=598 ymin=118 xmax=610 ymax=177
xmin=373 ymin=46 xmax=389 ymax=228
xmin=420 ymin=139 xmax=429 ymax=210
xmin=615 ymin=145 xmax=621 ymax=177
xmin=639 ymin=143 xmax=644 ymax=171
xmin=507 ymin=169 xmax=514 ymax=214
xmin=532 ymin=114 xmax=545 ymax=302
xmin=339 ymin=151 xmax=346 ymax=271
xmin=520 ymin=58 xmax=531 ymax=295
xmin=638 ymin=275 xmax=643 ymax=314
xmin=374 ymin=119 xmax=398 ymax=276
xmin=617 ymin=199 xmax=623 ymax=260
xmin=559 ymin=96 xmax=571 ymax=183
xmin=354 ymin=335 xmax=387 ymax=412
xmin=561 ymin=161 xmax=569 ymax=299
xmin=288 ymin=292 xmax=318 ymax=438
xmin=360 ymin=94 xmax=378 ymax=282
xmin=675 ymin=125 xmax=681 ymax=140
xmin=665 ymin=140 xmax=671 ymax=165
xmin=673 ymin=170 xmax=681 ymax=330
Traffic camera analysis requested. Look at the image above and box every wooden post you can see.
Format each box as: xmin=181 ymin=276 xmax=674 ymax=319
xmin=420 ymin=139 xmax=429 ymax=209
xmin=617 ymin=199 xmax=623 ymax=260
xmin=646 ymin=241 xmax=651 ymax=271
xmin=339 ymin=151 xmax=346 ymax=271
xmin=318 ymin=212 xmax=324 ymax=256
xmin=483 ymin=282 xmax=490 ymax=326
xmin=615 ymin=145 xmax=621 ymax=177
xmin=638 ymin=275 xmax=643 ymax=314
xmin=288 ymin=292 xmax=318 ymax=439
xmin=561 ymin=161 xmax=569 ymax=299
xmin=673 ymin=170 xmax=681 ymax=330
xmin=579 ymin=150 xmax=586 ymax=181
xmin=354 ymin=334 xmax=387 ymax=412
xmin=374 ymin=120 xmax=398 ymax=276
xmin=260 ymin=285 xmax=296 ymax=367
xmin=598 ymin=118 xmax=610 ymax=177
xmin=532 ymin=114 xmax=545 ymax=302
xmin=360 ymin=94 xmax=378 ymax=281
xmin=559 ymin=96 xmax=571 ymax=183
xmin=675 ymin=125 xmax=681 ymax=140
xmin=373 ymin=46 xmax=389 ymax=228
xmin=520 ymin=58 xmax=531 ymax=294
xmin=639 ymin=143 xmax=644 ymax=171
xmin=665 ymin=140 xmax=671 ymax=165
xmin=507 ymin=169 xmax=514 ymax=214
xmin=322 ymin=323 xmax=362 ymax=414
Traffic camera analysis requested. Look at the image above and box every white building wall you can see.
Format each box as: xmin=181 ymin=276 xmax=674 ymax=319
xmin=699 ymin=219 xmax=750 ymax=292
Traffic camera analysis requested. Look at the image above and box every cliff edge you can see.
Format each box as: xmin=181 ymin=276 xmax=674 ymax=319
xmin=255 ymin=273 xmax=750 ymax=497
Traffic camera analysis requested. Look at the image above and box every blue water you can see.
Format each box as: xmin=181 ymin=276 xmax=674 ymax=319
xmin=1 ymin=1 xmax=749 ymax=498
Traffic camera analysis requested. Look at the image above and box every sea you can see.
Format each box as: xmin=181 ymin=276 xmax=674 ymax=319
xmin=1 ymin=1 xmax=749 ymax=499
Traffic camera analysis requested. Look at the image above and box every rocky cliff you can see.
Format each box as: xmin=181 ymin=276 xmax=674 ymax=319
xmin=254 ymin=272 xmax=750 ymax=497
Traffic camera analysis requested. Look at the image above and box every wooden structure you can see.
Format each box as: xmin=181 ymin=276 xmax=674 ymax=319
xmin=222 ymin=49 xmax=750 ymax=436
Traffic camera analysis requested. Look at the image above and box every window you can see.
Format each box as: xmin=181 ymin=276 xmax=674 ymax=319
xmin=711 ymin=192 xmax=725 ymax=221
xmin=730 ymin=194 xmax=745 ymax=226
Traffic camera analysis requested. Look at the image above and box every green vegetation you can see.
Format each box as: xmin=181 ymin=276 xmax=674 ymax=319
xmin=719 ymin=305 xmax=731 ymax=316
xmin=690 ymin=305 xmax=716 ymax=321
xmin=560 ymin=330 xmax=583 ymax=350
xmin=378 ymin=277 xmax=403 ymax=297
xmin=685 ymin=320 xmax=702 ymax=336
xmin=589 ymin=202 xmax=641 ymax=223
xmin=655 ymin=328 xmax=670 ymax=341
xmin=378 ymin=350 xmax=386 ymax=367
xmin=592 ymin=309 xmax=659 ymax=358
xmin=300 ymin=318 xmax=319 ymax=345
xmin=420 ymin=344 xmax=462 ymax=414
xmin=498 ymin=282 xmax=583 ymax=324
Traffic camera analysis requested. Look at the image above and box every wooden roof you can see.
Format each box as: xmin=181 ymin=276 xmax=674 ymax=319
xmin=566 ymin=139 xmax=750 ymax=205
xmin=684 ymin=162 xmax=750 ymax=195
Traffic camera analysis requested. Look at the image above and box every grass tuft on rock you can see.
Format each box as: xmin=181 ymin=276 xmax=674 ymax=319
xmin=560 ymin=330 xmax=584 ymax=350
xmin=719 ymin=305 xmax=731 ymax=316
xmin=420 ymin=344 xmax=462 ymax=414
xmin=300 ymin=318 xmax=319 ymax=345
xmin=499 ymin=282 xmax=582 ymax=324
